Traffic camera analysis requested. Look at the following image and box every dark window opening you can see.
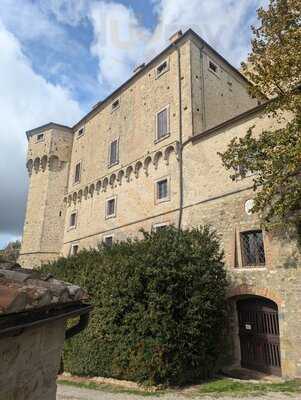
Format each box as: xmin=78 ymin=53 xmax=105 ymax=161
xmin=78 ymin=127 xmax=84 ymax=137
xmin=157 ymin=61 xmax=168 ymax=76
xmin=241 ymin=230 xmax=265 ymax=267
xmin=157 ymin=179 xmax=168 ymax=200
xmin=157 ymin=108 xmax=168 ymax=139
xmin=106 ymin=198 xmax=116 ymax=217
xmin=74 ymin=163 xmax=81 ymax=183
xmin=37 ymin=133 xmax=44 ymax=141
xmin=112 ymin=99 xmax=120 ymax=111
xmin=70 ymin=212 xmax=77 ymax=228
xmin=104 ymin=236 xmax=113 ymax=247
xmin=109 ymin=140 xmax=118 ymax=166
xmin=209 ymin=61 xmax=218 ymax=73
xmin=154 ymin=224 xmax=168 ymax=232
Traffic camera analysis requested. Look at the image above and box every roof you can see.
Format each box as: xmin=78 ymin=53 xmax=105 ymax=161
xmin=26 ymin=122 xmax=72 ymax=140
xmin=0 ymin=262 xmax=87 ymax=315
xmin=72 ymin=29 xmax=251 ymax=131
xmin=26 ymin=29 xmax=253 ymax=137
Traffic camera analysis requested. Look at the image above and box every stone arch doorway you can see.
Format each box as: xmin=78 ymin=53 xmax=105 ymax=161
xmin=236 ymin=296 xmax=281 ymax=376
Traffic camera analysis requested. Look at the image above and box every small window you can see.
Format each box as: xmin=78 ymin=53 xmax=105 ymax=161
xmin=37 ymin=133 xmax=44 ymax=142
xmin=111 ymin=99 xmax=120 ymax=111
xmin=103 ymin=235 xmax=114 ymax=247
xmin=153 ymin=222 xmax=168 ymax=232
xmin=156 ymin=60 xmax=168 ymax=78
xmin=74 ymin=162 xmax=81 ymax=184
xmin=77 ymin=127 xmax=84 ymax=137
xmin=241 ymin=230 xmax=265 ymax=267
xmin=106 ymin=197 xmax=116 ymax=218
xmin=209 ymin=60 xmax=218 ymax=74
xmin=69 ymin=212 xmax=77 ymax=228
xmin=156 ymin=178 xmax=169 ymax=202
xmin=70 ymin=244 xmax=79 ymax=256
xmin=109 ymin=139 xmax=119 ymax=166
xmin=156 ymin=107 xmax=169 ymax=141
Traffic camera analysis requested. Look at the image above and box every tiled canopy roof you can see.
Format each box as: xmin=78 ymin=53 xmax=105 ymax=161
xmin=0 ymin=262 xmax=87 ymax=315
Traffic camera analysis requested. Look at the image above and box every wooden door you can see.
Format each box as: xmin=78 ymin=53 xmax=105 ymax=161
xmin=237 ymin=297 xmax=281 ymax=376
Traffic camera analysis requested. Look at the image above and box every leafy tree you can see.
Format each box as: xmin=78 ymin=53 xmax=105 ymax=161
xmin=41 ymin=226 xmax=229 ymax=385
xmin=219 ymin=0 xmax=301 ymax=231
xmin=1 ymin=240 xmax=21 ymax=262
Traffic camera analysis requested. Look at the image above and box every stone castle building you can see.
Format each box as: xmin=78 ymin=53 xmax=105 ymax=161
xmin=19 ymin=30 xmax=300 ymax=378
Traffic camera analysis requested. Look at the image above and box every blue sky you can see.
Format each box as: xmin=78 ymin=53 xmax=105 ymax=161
xmin=0 ymin=0 xmax=268 ymax=250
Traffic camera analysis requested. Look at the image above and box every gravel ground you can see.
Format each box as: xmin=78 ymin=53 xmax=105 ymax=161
xmin=56 ymin=384 xmax=301 ymax=400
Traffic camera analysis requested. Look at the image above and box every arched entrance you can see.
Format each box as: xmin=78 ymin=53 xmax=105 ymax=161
xmin=237 ymin=296 xmax=281 ymax=376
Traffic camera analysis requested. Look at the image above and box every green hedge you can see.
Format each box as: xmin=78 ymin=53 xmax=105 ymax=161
xmin=41 ymin=226 xmax=229 ymax=385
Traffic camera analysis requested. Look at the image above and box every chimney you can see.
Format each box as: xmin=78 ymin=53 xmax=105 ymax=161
xmin=169 ymin=30 xmax=183 ymax=44
xmin=133 ymin=63 xmax=145 ymax=74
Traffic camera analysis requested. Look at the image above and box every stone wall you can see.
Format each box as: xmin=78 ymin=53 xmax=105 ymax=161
xmin=19 ymin=127 xmax=73 ymax=267
xmin=0 ymin=319 xmax=66 ymax=400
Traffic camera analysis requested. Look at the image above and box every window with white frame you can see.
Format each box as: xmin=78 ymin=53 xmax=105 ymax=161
xmin=156 ymin=59 xmax=169 ymax=78
xmin=153 ymin=222 xmax=169 ymax=232
xmin=74 ymin=162 xmax=81 ymax=184
xmin=109 ymin=139 xmax=119 ymax=166
xmin=155 ymin=178 xmax=169 ymax=203
xmin=103 ymin=235 xmax=114 ymax=247
xmin=69 ymin=211 xmax=77 ymax=228
xmin=70 ymin=244 xmax=79 ymax=256
xmin=156 ymin=106 xmax=169 ymax=141
xmin=106 ymin=197 xmax=116 ymax=218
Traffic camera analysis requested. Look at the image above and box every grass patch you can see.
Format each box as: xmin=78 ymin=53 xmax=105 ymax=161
xmin=197 ymin=378 xmax=301 ymax=397
xmin=57 ymin=379 xmax=163 ymax=397
xmin=58 ymin=377 xmax=301 ymax=398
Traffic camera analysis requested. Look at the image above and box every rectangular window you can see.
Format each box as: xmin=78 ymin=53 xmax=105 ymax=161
xmin=69 ymin=212 xmax=77 ymax=228
xmin=109 ymin=139 xmax=119 ymax=166
xmin=111 ymin=98 xmax=120 ymax=111
xmin=209 ymin=60 xmax=218 ymax=74
xmin=156 ymin=107 xmax=169 ymax=140
xmin=153 ymin=222 xmax=168 ymax=232
xmin=156 ymin=178 xmax=169 ymax=202
xmin=74 ymin=162 xmax=81 ymax=184
xmin=156 ymin=59 xmax=168 ymax=78
xmin=106 ymin=197 xmax=116 ymax=218
xmin=77 ymin=127 xmax=84 ymax=137
xmin=70 ymin=244 xmax=79 ymax=256
xmin=241 ymin=230 xmax=265 ymax=267
xmin=103 ymin=235 xmax=113 ymax=247
xmin=37 ymin=133 xmax=44 ymax=142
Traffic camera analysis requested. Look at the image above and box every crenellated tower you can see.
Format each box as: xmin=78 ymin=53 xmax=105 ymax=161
xmin=18 ymin=123 xmax=74 ymax=268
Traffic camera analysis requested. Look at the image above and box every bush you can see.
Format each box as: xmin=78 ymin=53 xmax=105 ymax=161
xmin=41 ymin=226 xmax=229 ymax=385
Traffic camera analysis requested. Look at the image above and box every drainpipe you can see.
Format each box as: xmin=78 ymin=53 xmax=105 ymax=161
xmin=200 ymin=45 xmax=207 ymax=131
xmin=172 ymin=43 xmax=184 ymax=230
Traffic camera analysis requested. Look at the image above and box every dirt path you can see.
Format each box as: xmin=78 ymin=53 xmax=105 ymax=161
xmin=57 ymin=383 xmax=301 ymax=400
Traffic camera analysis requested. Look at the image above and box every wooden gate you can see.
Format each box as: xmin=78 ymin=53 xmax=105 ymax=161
xmin=237 ymin=297 xmax=281 ymax=376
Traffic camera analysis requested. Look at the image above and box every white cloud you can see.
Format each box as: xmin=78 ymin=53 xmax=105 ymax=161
xmin=90 ymin=1 xmax=151 ymax=91
xmin=0 ymin=0 xmax=63 ymax=41
xmin=39 ymin=0 xmax=89 ymax=26
xmin=0 ymin=21 xmax=82 ymax=239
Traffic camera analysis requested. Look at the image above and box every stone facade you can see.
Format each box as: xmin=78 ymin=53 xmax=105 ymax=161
xmin=19 ymin=29 xmax=300 ymax=377
xmin=0 ymin=320 xmax=65 ymax=400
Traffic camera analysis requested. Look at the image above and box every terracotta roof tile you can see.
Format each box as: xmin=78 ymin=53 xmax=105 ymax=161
xmin=0 ymin=262 xmax=87 ymax=315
